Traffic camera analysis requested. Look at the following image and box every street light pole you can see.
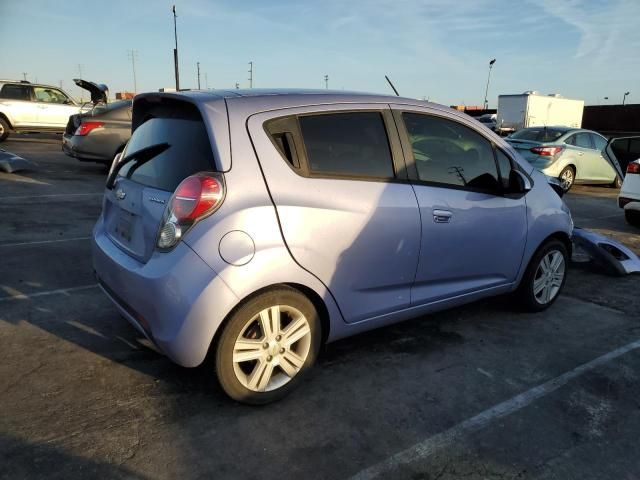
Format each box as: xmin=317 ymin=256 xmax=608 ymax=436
xmin=623 ymin=91 xmax=630 ymax=105
xmin=172 ymin=5 xmax=180 ymax=91
xmin=483 ymin=58 xmax=496 ymax=110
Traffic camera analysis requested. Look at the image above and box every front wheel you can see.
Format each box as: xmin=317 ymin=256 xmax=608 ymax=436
xmin=515 ymin=240 xmax=568 ymax=312
xmin=0 ymin=117 xmax=9 ymax=142
xmin=625 ymin=209 xmax=640 ymax=227
xmin=215 ymin=287 xmax=321 ymax=404
xmin=559 ymin=166 xmax=575 ymax=192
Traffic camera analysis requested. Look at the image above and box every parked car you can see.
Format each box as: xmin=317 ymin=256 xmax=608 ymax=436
xmin=93 ymin=89 xmax=573 ymax=404
xmin=475 ymin=113 xmax=497 ymax=131
xmin=613 ymin=136 xmax=640 ymax=226
xmin=506 ymin=127 xmax=621 ymax=192
xmin=0 ymin=78 xmax=106 ymax=142
xmin=62 ymin=99 xmax=132 ymax=164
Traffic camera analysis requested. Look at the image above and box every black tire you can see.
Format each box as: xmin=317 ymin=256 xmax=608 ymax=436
xmin=515 ymin=239 xmax=569 ymax=312
xmin=558 ymin=166 xmax=575 ymax=192
xmin=215 ymin=287 xmax=321 ymax=405
xmin=625 ymin=210 xmax=640 ymax=227
xmin=611 ymin=176 xmax=623 ymax=189
xmin=0 ymin=117 xmax=10 ymax=142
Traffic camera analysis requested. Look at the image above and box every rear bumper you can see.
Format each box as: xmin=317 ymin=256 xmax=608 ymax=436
xmin=62 ymin=133 xmax=112 ymax=162
xmin=92 ymin=217 xmax=238 ymax=367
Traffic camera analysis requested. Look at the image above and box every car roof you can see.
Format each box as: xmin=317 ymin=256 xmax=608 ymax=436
xmin=0 ymin=80 xmax=65 ymax=89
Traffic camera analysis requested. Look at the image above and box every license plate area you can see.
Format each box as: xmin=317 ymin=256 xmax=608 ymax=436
xmin=114 ymin=211 xmax=134 ymax=243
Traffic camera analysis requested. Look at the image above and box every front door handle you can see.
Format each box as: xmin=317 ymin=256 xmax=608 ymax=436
xmin=433 ymin=209 xmax=452 ymax=223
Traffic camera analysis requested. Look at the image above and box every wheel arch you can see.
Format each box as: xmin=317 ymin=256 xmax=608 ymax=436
xmin=0 ymin=111 xmax=13 ymax=129
xmin=207 ymin=282 xmax=331 ymax=361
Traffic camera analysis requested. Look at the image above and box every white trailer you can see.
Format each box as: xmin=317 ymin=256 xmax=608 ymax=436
xmin=496 ymin=91 xmax=584 ymax=134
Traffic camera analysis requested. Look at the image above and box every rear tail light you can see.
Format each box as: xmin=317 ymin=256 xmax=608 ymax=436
xmin=157 ymin=173 xmax=225 ymax=250
xmin=75 ymin=121 xmax=104 ymax=136
xmin=627 ymin=161 xmax=640 ymax=174
xmin=530 ymin=146 xmax=564 ymax=156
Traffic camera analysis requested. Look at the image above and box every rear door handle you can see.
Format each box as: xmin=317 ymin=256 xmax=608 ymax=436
xmin=433 ymin=209 xmax=452 ymax=223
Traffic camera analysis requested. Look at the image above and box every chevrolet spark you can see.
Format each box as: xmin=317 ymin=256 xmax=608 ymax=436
xmin=93 ymin=90 xmax=573 ymax=404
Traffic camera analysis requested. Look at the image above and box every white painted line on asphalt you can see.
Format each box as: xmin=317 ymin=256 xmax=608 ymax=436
xmin=0 ymin=236 xmax=92 ymax=248
xmin=350 ymin=338 xmax=640 ymax=480
xmin=0 ymin=193 xmax=102 ymax=200
xmin=0 ymin=284 xmax=99 ymax=302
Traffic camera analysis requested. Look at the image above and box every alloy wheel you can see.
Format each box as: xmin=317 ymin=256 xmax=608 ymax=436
xmin=560 ymin=169 xmax=574 ymax=191
xmin=533 ymin=250 xmax=565 ymax=304
xmin=232 ymin=304 xmax=312 ymax=392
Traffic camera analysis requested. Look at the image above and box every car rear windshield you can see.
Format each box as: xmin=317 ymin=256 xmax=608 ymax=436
xmin=510 ymin=128 xmax=566 ymax=142
xmin=118 ymin=117 xmax=215 ymax=191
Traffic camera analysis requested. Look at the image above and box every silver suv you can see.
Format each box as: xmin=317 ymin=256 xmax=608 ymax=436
xmin=0 ymin=79 xmax=92 ymax=141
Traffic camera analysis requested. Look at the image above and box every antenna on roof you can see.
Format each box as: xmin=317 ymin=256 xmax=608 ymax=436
xmin=385 ymin=75 xmax=400 ymax=96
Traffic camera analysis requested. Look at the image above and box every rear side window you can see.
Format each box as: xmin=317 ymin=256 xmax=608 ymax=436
xmin=403 ymin=113 xmax=500 ymax=192
xmin=0 ymin=84 xmax=31 ymax=101
xmin=119 ymin=117 xmax=215 ymax=191
xmin=298 ymin=112 xmax=394 ymax=178
xmin=568 ymin=132 xmax=593 ymax=149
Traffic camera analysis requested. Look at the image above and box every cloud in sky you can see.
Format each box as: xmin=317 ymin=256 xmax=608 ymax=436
xmin=0 ymin=0 xmax=637 ymax=106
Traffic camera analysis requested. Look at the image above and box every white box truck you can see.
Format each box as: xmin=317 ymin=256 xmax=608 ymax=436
xmin=496 ymin=91 xmax=584 ymax=135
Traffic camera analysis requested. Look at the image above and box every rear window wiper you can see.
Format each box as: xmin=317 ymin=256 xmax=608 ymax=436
xmin=106 ymin=142 xmax=170 ymax=189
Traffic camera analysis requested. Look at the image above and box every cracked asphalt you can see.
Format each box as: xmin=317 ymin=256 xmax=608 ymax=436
xmin=1 ymin=134 xmax=639 ymax=479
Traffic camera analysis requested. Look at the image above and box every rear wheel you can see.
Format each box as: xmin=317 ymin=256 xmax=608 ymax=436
xmin=559 ymin=166 xmax=575 ymax=192
xmin=215 ymin=287 xmax=321 ymax=404
xmin=611 ymin=176 xmax=623 ymax=189
xmin=515 ymin=239 xmax=568 ymax=312
xmin=625 ymin=209 xmax=640 ymax=227
xmin=0 ymin=117 xmax=10 ymax=142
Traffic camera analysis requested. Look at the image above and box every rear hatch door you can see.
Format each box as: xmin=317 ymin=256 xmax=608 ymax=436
xmin=73 ymin=78 xmax=108 ymax=105
xmin=103 ymin=111 xmax=218 ymax=263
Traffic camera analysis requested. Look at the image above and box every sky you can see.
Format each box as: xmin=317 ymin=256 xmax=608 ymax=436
xmin=1 ymin=0 xmax=638 ymax=107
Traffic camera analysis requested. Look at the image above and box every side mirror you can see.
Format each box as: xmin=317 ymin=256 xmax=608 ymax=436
xmin=509 ymin=170 xmax=532 ymax=194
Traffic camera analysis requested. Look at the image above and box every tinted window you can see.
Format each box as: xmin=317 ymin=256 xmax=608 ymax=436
xmin=572 ymin=132 xmax=593 ymax=149
xmin=298 ymin=112 xmax=394 ymax=178
xmin=591 ymin=133 xmax=607 ymax=151
xmin=496 ymin=149 xmax=513 ymax=189
xmin=510 ymin=128 xmax=565 ymax=142
xmin=403 ymin=113 xmax=500 ymax=191
xmin=119 ymin=118 xmax=215 ymax=191
xmin=0 ymin=84 xmax=31 ymax=101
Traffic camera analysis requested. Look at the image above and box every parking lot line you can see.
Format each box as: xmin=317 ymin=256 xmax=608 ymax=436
xmin=0 ymin=193 xmax=102 ymax=201
xmin=350 ymin=338 xmax=640 ymax=480
xmin=0 ymin=284 xmax=98 ymax=302
xmin=0 ymin=236 xmax=92 ymax=248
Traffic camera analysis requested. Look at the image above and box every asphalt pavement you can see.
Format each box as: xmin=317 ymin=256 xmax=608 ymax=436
xmin=1 ymin=134 xmax=639 ymax=480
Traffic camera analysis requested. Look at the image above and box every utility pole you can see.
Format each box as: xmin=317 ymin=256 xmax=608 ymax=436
xmin=235 ymin=82 xmax=240 ymax=90
xmin=248 ymin=61 xmax=253 ymax=88
xmin=324 ymin=74 xmax=329 ymax=89
xmin=172 ymin=5 xmax=180 ymax=90
xmin=483 ymin=58 xmax=496 ymax=110
xmin=205 ymin=72 xmax=208 ymax=89
xmin=127 ymin=50 xmax=138 ymax=93
xmin=623 ymin=92 xmax=630 ymax=105
xmin=21 ymin=72 xmax=27 ymax=81
xmin=197 ymin=62 xmax=201 ymax=89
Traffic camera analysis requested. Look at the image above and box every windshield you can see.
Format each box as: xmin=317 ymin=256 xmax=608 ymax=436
xmin=510 ymin=128 xmax=566 ymax=142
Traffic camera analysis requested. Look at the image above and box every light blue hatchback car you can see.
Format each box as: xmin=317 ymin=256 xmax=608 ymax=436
xmin=93 ymin=89 xmax=573 ymax=404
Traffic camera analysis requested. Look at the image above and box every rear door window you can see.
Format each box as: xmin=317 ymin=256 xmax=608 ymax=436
xmin=298 ymin=112 xmax=394 ymax=179
xmin=591 ymin=133 xmax=608 ymax=152
xmin=571 ymin=132 xmax=593 ymax=149
xmin=0 ymin=84 xmax=31 ymax=101
xmin=119 ymin=117 xmax=215 ymax=191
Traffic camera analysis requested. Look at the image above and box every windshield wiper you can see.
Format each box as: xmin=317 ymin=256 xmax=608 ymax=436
xmin=106 ymin=142 xmax=170 ymax=189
